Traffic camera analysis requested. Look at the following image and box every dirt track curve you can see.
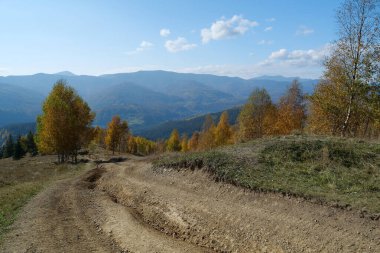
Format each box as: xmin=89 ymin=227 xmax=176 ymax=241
xmin=2 ymin=157 xmax=380 ymax=252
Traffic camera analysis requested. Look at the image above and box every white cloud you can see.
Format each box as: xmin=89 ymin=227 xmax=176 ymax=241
xmin=266 ymin=17 xmax=276 ymax=22
xmin=296 ymin=25 xmax=314 ymax=36
xmin=177 ymin=62 xmax=322 ymax=79
xmin=160 ymin=28 xmax=171 ymax=37
xmin=264 ymin=26 xmax=273 ymax=32
xmin=178 ymin=45 xmax=331 ymax=78
xmin=125 ymin=41 xmax=154 ymax=55
xmin=260 ymin=44 xmax=331 ymax=68
xmin=139 ymin=41 xmax=153 ymax=50
xmin=179 ymin=64 xmax=256 ymax=78
xmin=257 ymin=40 xmax=274 ymax=45
xmin=201 ymin=15 xmax=259 ymax=44
xmin=269 ymin=49 xmax=288 ymax=60
xmin=165 ymin=37 xmax=197 ymax=53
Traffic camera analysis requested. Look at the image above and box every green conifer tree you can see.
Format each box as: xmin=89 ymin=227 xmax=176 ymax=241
xmin=13 ymin=136 xmax=24 ymax=160
xmin=3 ymin=135 xmax=14 ymax=158
xmin=26 ymin=131 xmax=38 ymax=156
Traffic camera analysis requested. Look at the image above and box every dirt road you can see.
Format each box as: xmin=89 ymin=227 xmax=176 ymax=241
xmin=2 ymin=157 xmax=379 ymax=252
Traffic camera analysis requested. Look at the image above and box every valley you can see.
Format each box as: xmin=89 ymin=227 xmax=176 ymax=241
xmin=0 ymin=71 xmax=317 ymax=132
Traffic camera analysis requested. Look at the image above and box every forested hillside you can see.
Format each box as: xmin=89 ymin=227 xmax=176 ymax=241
xmin=135 ymin=107 xmax=241 ymax=140
xmin=0 ymin=123 xmax=36 ymax=146
xmin=0 ymin=71 xmax=317 ymax=130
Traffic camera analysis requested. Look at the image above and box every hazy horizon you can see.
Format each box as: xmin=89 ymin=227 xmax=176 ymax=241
xmin=0 ymin=69 xmax=321 ymax=80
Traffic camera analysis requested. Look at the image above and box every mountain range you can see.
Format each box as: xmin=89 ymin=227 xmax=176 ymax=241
xmin=0 ymin=70 xmax=318 ymax=133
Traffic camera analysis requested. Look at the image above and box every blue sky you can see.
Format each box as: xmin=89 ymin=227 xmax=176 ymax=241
xmin=0 ymin=0 xmax=342 ymax=78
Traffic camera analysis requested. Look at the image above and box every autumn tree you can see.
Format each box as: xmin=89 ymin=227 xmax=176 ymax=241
xmin=133 ymin=136 xmax=156 ymax=155
xmin=92 ymin=126 xmax=106 ymax=147
xmin=127 ymin=135 xmax=137 ymax=154
xmin=275 ymin=80 xmax=306 ymax=134
xmin=309 ymin=0 xmax=380 ymax=137
xmin=105 ymin=115 xmax=129 ymax=154
xmin=237 ymin=88 xmax=276 ymax=141
xmin=198 ymin=115 xmax=216 ymax=150
xmin=37 ymin=81 xmax=95 ymax=163
xmin=180 ymin=134 xmax=189 ymax=152
xmin=308 ymin=70 xmax=349 ymax=135
xmin=188 ymin=132 xmax=200 ymax=151
xmin=156 ymin=139 xmax=167 ymax=153
xmin=166 ymin=129 xmax=181 ymax=152
xmin=215 ymin=111 xmax=232 ymax=146
xmin=202 ymin=114 xmax=215 ymax=132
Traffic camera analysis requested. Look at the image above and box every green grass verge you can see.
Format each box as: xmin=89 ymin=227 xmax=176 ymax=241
xmin=0 ymin=156 xmax=87 ymax=241
xmin=0 ymin=182 xmax=42 ymax=235
xmin=153 ymin=135 xmax=380 ymax=213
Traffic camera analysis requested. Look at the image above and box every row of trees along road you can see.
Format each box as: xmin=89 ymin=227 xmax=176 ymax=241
xmin=91 ymin=116 xmax=157 ymax=156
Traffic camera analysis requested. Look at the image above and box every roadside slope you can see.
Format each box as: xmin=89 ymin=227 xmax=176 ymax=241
xmin=97 ymin=159 xmax=380 ymax=252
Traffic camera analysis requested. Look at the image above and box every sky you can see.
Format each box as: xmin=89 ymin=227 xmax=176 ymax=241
xmin=0 ymin=0 xmax=342 ymax=79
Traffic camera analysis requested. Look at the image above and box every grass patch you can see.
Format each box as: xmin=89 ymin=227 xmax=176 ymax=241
xmin=0 ymin=155 xmax=86 ymax=241
xmin=154 ymin=136 xmax=380 ymax=213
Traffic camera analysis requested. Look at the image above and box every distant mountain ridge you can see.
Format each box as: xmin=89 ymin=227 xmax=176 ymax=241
xmin=0 ymin=71 xmax=318 ymax=130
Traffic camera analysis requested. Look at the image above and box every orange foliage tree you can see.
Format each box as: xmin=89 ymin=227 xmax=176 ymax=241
xmin=37 ymin=80 xmax=95 ymax=163
xmin=237 ymin=88 xmax=276 ymax=141
xmin=215 ymin=111 xmax=232 ymax=146
xmin=105 ymin=115 xmax=129 ymax=154
xmin=274 ymin=80 xmax=306 ymax=135
xmin=198 ymin=114 xmax=216 ymax=150
xmin=166 ymin=129 xmax=181 ymax=152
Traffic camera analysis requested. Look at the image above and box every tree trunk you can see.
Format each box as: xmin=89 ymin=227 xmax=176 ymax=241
xmin=341 ymin=93 xmax=353 ymax=137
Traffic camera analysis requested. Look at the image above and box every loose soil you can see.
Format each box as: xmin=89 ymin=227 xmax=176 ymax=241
xmin=2 ymin=156 xmax=379 ymax=252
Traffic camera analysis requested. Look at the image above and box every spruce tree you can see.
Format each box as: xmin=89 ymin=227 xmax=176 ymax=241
xmin=26 ymin=131 xmax=38 ymax=156
xmin=13 ymin=136 xmax=24 ymax=160
xmin=3 ymin=135 xmax=14 ymax=158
